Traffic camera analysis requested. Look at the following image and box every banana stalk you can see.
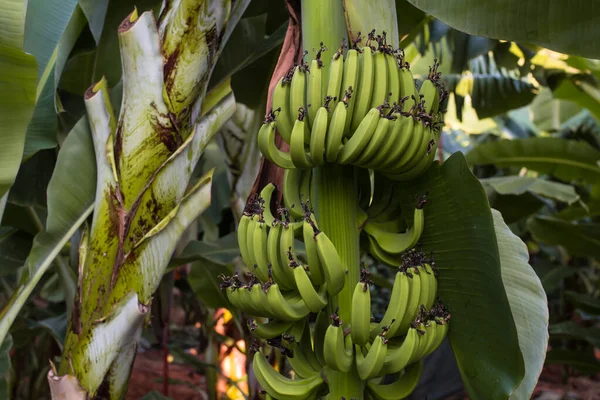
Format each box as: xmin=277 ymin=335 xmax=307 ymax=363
xmin=51 ymin=2 xmax=241 ymax=397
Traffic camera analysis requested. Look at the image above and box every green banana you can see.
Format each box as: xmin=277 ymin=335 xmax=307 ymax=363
xmin=369 ymin=50 xmax=389 ymax=110
xmin=253 ymin=350 xmax=325 ymax=400
xmin=393 ymin=121 xmax=430 ymax=174
xmin=279 ymin=222 xmax=300 ymax=287
xmin=338 ymin=108 xmax=381 ymax=164
xmin=371 ymin=271 xmax=410 ymax=338
xmin=290 ymin=66 xmax=308 ymax=133
xmin=287 ymin=320 xmax=322 ymax=378
xmin=386 ymin=52 xmax=400 ymax=105
xmin=258 ymin=120 xmax=295 ymax=169
xmin=292 ymin=263 xmax=328 ymax=313
xmin=309 ymin=106 xmax=328 ymax=166
xmin=386 ymin=118 xmax=424 ymax=173
xmin=313 ymin=308 xmax=329 ymax=366
xmin=253 ymin=220 xmax=271 ymax=282
xmin=325 ymin=49 xmax=344 ymax=107
xmin=368 ymin=360 xmax=423 ymax=400
xmin=271 ymin=76 xmax=294 ymax=144
xmin=398 ymin=67 xmax=418 ymax=112
xmin=341 ymin=49 xmax=360 ymax=133
xmin=382 ymin=327 xmax=419 ymax=374
xmin=260 ymin=184 xmax=277 ymax=227
xmin=237 ymin=213 xmax=253 ymax=268
xmin=248 ymin=318 xmax=294 ymax=340
xmin=350 ymin=280 xmax=372 ymax=346
xmin=307 ymin=59 xmax=323 ymax=126
xmin=265 ymin=283 xmax=310 ymax=321
xmin=395 ymin=269 xmax=422 ymax=335
xmin=314 ymin=228 xmax=347 ymax=295
xmin=363 ymin=205 xmax=424 ymax=255
xmin=302 ymin=218 xmax=325 ymax=285
xmin=356 ymin=334 xmax=388 ymax=380
xmin=325 ymin=100 xmax=347 ymax=162
xmin=355 ymin=116 xmax=392 ymax=168
xmin=289 ymin=113 xmax=314 ymax=169
xmin=419 ymin=78 xmax=439 ymax=114
xmin=350 ymin=46 xmax=375 ymax=132
xmin=267 ymin=222 xmax=296 ymax=291
xmin=283 ymin=168 xmax=308 ymax=220
xmin=323 ymin=319 xmax=354 ymax=372
xmin=378 ymin=115 xmax=414 ymax=171
xmin=245 ymin=214 xmax=259 ymax=272
xmin=424 ymin=263 xmax=437 ymax=309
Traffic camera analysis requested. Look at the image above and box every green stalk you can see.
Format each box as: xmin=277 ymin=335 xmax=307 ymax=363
xmin=312 ymin=164 xmax=364 ymax=399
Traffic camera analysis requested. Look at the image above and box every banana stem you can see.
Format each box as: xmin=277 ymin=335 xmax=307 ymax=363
xmin=312 ymin=164 xmax=365 ymax=399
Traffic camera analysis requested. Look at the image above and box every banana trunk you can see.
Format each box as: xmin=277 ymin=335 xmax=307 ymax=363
xmin=53 ymin=2 xmax=239 ymax=398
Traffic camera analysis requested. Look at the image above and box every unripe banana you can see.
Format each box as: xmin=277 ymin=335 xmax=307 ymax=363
xmin=356 ymin=333 xmax=388 ymax=380
xmin=265 ymin=282 xmax=310 ymax=321
xmin=287 ymin=320 xmax=323 ymax=378
xmin=314 ymin=228 xmax=347 ymax=295
xmin=419 ymin=78 xmax=439 ymax=115
xmin=350 ymin=46 xmax=375 ymax=132
xmin=283 ymin=167 xmax=308 ymax=219
xmin=267 ymin=221 xmax=296 ymax=291
xmin=290 ymin=66 xmax=308 ymax=131
xmin=271 ymin=76 xmax=293 ymax=144
xmin=313 ymin=308 xmax=329 ymax=366
xmin=363 ymin=203 xmax=425 ymax=256
xmin=371 ymin=271 xmax=410 ymax=338
xmin=386 ymin=52 xmax=400 ymax=105
xmin=355 ymin=115 xmax=391 ymax=168
xmin=289 ymin=112 xmax=314 ymax=169
xmin=279 ymin=222 xmax=300 ymax=287
xmin=253 ymin=220 xmax=271 ymax=281
xmin=341 ymin=49 xmax=360 ymax=133
xmin=395 ymin=269 xmax=422 ymax=334
xmin=369 ymin=50 xmax=389 ymax=110
xmin=378 ymin=115 xmax=414 ymax=171
xmin=307 ymin=59 xmax=323 ymax=125
xmin=382 ymin=327 xmax=419 ymax=374
xmin=257 ymin=120 xmax=295 ymax=169
xmin=248 ymin=318 xmax=293 ymax=339
xmin=338 ymin=108 xmax=381 ymax=164
xmin=253 ymin=350 xmax=325 ymax=399
xmin=245 ymin=213 xmax=259 ymax=271
xmin=387 ymin=118 xmax=424 ymax=173
xmin=367 ymin=360 xmax=423 ymax=400
xmin=292 ymin=263 xmax=328 ymax=313
xmin=237 ymin=213 xmax=253 ymax=268
xmin=323 ymin=318 xmax=354 ymax=372
xmin=259 ymin=183 xmax=277 ymax=227
xmin=398 ymin=67 xmax=418 ymax=112
xmin=309 ymin=106 xmax=328 ymax=166
xmin=325 ymin=49 xmax=344 ymax=107
xmin=325 ymin=100 xmax=347 ymax=162
xmin=303 ymin=218 xmax=325 ymax=285
xmin=350 ymin=280 xmax=372 ymax=346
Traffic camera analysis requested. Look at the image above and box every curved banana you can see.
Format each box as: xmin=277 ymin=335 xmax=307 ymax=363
xmin=253 ymin=220 xmax=271 ymax=282
xmin=372 ymin=271 xmax=410 ymax=338
xmin=265 ymin=283 xmax=311 ymax=321
xmin=378 ymin=115 xmax=414 ymax=171
xmin=356 ymin=334 xmax=388 ymax=380
xmin=258 ymin=121 xmax=295 ymax=169
xmin=366 ymin=173 xmax=395 ymax=218
xmin=355 ymin=116 xmax=391 ymax=168
xmin=323 ymin=322 xmax=354 ymax=372
xmin=387 ymin=118 xmax=424 ymax=173
xmin=290 ymin=66 xmax=307 ymax=134
xmin=350 ymin=46 xmax=375 ymax=132
xmin=350 ymin=281 xmax=372 ymax=346
xmin=292 ymin=264 xmax=328 ymax=313
xmin=423 ymin=319 xmax=449 ymax=358
xmin=386 ymin=132 xmax=436 ymax=181
xmin=237 ymin=213 xmax=253 ymax=268
xmin=245 ymin=213 xmax=259 ymax=271
xmin=338 ymin=108 xmax=381 ymax=164
xmin=289 ymin=114 xmax=314 ymax=169
xmin=260 ymin=184 xmax=277 ymax=227
xmin=386 ymin=52 xmax=400 ymax=105
xmin=341 ymin=49 xmax=360 ymax=133
xmin=271 ymin=76 xmax=293 ymax=144
xmin=363 ymin=205 xmax=424 ymax=255
xmin=309 ymin=106 xmax=328 ymax=166
xmin=268 ymin=222 xmax=296 ymax=291
xmin=325 ymin=101 xmax=347 ymax=162
xmin=367 ymin=360 xmax=423 ymax=400
xmin=283 ymin=168 xmax=308 ymax=220
xmin=366 ymin=235 xmax=403 ymax=267
xmin=396 ymin=271 xmax=422 ymax=335
xmin=248 ymin=318 xmax=293 ymax=340
xmin=398 ymin=67 xmax=418 ymax=112
xmin=416 ymin=267 xmax=431 ymax=314
xmin=314 ymin=229 xmax=347 ymax=295
xmin=288 ymin=320 xmax=322 ymax=378
xmin=419 ymin=78 xmax=439 ymax=114
xmin=369 ymin=50 xmax=389 ymax=110
xmin=424 ymin=263 xmax=437 ymax=309
xmin=393 ymin=121 xmax=430 ymax=174
xmin=279 ymin=222 xmax=300 ymax=287
xmin=248 ymin=283 xmax=279 ymax=319
xmin=307 ymin=59 xmax=323 ymax=126
xmin=325 ymin=50 xmax=344 ymax=107
xmin=303 ymin=218 xmax=325 ymax=285
xmin=253 ymin=350 xmax=325 ymax=400
xmin=381 ymin=327 xmax=419 ymax=374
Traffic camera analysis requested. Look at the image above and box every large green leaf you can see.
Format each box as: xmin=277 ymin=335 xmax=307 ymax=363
xmin=78 ymin=0 xmax=109 ymax=43
xmin=0 ymin=116 xmax=95 ymax=347
xmin=481 ymin=176 xmax=580 ymax=204
xmin=492 ymin=209 xmax=548 ymax=400
xmin=22 ymin=0 xmax=80 ymax=158
xmin=528 ymin=216 xmax=600 ymax=258
xmin=0 ymin=0 xmax=38 ymax=198
xmin=398 ymin=152 xmax=524 ymax=399
xmin=467 ymin=138 xmax=600 ymax=184
xmin=406 ymin=0 xmax=600 ymax=59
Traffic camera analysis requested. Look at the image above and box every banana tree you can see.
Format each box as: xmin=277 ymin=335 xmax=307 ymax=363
xmin=218 ymin=0 xmax=549 ymax=399
xmin=0 ymin=0 xmax=254 ymax=397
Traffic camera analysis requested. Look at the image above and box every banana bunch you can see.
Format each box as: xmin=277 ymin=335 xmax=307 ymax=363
xmin=258 ymin=32 xmax=447 ymax=181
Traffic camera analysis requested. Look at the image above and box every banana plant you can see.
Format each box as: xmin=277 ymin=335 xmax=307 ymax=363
xmin=218 ymin=0 xmax=549 ymax=399
xmin=0 ymin=0 xmax=253 ymax=398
